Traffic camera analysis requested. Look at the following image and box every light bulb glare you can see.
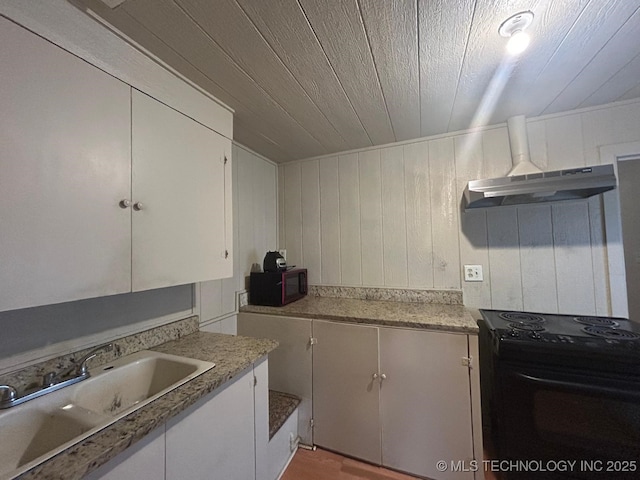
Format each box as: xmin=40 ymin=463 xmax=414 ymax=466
xmin=506 ymin=31 xmax=530 ymax=55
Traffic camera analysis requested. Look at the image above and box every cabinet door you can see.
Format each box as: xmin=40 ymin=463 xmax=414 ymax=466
xmin=165 ymin=366 xmax=256 ymax=480
xmin=0 ymin=17 xmax=132 ymax=312
xmin=131 ymin=90 xmax=232 ymax=292
xmin=83 ymin=426 xmax=165 ymax=480
xmin=312 ymin=320 xmax=381 ymax=464
xmin=238 ymin=313 xmax=313 ymax=445
xmin=253 ymin=358 xmax=270 ymax=480
xmin=379 ymin=328 xmax=474 ymax=480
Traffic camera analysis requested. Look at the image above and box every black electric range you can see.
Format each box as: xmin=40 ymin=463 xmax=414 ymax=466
xmin=480 ymin=309 xmax=640 ymax=374
xmin=478 ymin=309 xmax=640 ymax=479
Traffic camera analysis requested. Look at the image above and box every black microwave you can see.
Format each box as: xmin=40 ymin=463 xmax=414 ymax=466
xmin=249 ymin=268 xmax=307 ymax=306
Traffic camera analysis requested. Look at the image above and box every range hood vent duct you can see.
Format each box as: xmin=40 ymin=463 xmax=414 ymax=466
xmin=506 ymin=115 xmax=540 ymax=176
xmin=463 ymin=115 xmax=616 ymax=210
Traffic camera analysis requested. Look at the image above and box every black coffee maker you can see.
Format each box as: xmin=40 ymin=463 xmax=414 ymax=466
xmin=263 ymin=251 xmax=287 ymax=272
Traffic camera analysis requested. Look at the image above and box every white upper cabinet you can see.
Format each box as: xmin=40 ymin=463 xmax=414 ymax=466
xmin=131 ymin=90 xmax=232 ymax=291
xmin=0 ymin=17 xmax=233 ymax=312
xmin=0 ymin=16 xmax=132 ymax=311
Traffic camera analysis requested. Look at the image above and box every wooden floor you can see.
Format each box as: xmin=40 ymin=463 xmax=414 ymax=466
xmin=281 ymin=448 xmax=420 ymax=480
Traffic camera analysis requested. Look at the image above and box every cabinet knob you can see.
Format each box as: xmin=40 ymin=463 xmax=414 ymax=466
xmin=372 ymin=373 xmax=378 ymax=380
xmin=380 ymin=373 xmax=387 ymax=380
xmin=119 ymin=199 xmax=131 ymax=208
xmin=133 ymin=202 xmax=144 ymax=211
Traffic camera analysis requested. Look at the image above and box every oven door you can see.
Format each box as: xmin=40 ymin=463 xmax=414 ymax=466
xmin=496 ymin=362 xmax=640 ymax=479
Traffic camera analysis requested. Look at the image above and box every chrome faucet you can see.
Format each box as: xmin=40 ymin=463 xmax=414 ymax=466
xmin=54 ymin=343 xmax=115 ymax=381
xmin=1 ymin=343 xmax=116 ymax=409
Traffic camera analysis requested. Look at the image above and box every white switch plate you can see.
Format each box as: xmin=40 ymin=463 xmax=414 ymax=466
xmin=464 ymin=265 xmax=483 ymax=282
xmin=278 ymin=249 xmax=287 ymax=261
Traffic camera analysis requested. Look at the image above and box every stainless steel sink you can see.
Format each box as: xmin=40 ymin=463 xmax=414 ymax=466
xmin=0 ymin=350 xmax=215 ymax=479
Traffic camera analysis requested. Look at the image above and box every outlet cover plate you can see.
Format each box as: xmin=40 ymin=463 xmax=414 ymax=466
xmin=464 ymin=265 xmax=483 ymax=282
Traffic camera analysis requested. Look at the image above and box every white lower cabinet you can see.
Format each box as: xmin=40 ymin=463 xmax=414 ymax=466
xmin=253 ymin=359 xmax=270 ymax=480
xmin=238 ymin=314 xmax=479 ymax=479
xmin=86 ymin=361 xmax=266 ymax=480
xmin=313 ymin=320 xmax=475 ymax=480
xmin=166 ymin=365 xmax=256 ymax=480
xmin=237 ymin=313 xmax=313 ymax=445
xmin=84 ymin=427 xmax=165 ymax=480
xmin=379 ymin=327 xmax=474 ymax=480
xmin=312 ymin=320 xmax=381 ymax=464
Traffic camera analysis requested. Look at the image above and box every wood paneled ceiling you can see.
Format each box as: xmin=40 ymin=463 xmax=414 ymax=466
xmin=73 ymin=0 xmax=640 ymax=163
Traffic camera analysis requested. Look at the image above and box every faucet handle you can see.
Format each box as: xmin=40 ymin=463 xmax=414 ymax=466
xmin=76 ymin=343 xmax=115 ymax=376
xmin=77 ymin=353 xmax=98 ymax=376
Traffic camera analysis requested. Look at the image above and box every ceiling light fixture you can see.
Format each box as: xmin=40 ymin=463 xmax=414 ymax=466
xmin=499 ymin=11 xmax=534 ymax=56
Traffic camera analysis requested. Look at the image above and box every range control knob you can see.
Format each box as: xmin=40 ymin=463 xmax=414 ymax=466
xmin=529 ymin=332 xmax=543 ymax=340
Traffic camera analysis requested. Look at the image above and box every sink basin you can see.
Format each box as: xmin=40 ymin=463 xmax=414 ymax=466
xmin=72 ymin=351 xmax=214 ymax=416
xmin=0 ymin=350 xmax=215 ymax=480
xmin=0 ymin=405 xmax=104 ymax=474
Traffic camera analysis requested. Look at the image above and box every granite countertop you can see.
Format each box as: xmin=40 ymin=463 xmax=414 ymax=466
xmin=21 ymin=332 xmax=278 ymax=480
xmin=269 ymin=390 xmax=301 ymax=440
xmin=241 ymin=296 xmax=479 ymax=334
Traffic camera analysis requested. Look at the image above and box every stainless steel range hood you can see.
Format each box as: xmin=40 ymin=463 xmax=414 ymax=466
xmin=464 ymin=164 xmax=617 ymax=209
xmin=463 ymin=116 xmax=617 ymax=209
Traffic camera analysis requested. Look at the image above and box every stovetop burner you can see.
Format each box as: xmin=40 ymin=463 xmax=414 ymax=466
xmin=583 ymin=325 xmax=640 ymax=340
xmin=574 ymin=316 xmax=620 ymax=327
xmin=499 ymin=312 xmax=545 ymax=324
xmin=481 ymin=309 xmax=640 ymax=350
xmin=480 ymin=309 xmax=640 ymax=376
xmin=484 ymin=309 xmax=637 ymax=339
xmin=508 ymin=322 xmax=545 ymax=332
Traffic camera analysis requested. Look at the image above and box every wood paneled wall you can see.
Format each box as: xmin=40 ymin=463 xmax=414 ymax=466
xmin=199 ymin=144 xmax=277 ymax=323
xmin=279 ymin=100 xmax=640 ymax=315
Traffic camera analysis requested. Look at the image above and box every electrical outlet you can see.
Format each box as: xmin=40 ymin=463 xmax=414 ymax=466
xmin=238 ymin=291 xmax=248 ymax=308
xmin=278 ymin=249 xmax=287 ymax=261
xmin=464 ymin=265 xmax=483 ymax=282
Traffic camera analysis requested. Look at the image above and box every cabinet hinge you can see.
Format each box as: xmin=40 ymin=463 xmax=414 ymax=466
xmin=462 ymin=356 xmax=473 ymax=368
xmin=310 ymin=418 xmax=314 ymax=429
xmin=309 ymin=337 xmax=317 ymax=346
xmin=253 ymin=375 xmax=257 ymax=387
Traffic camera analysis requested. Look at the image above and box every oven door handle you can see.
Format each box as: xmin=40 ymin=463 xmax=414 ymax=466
xmin=512 ymin=371 xmax=640 ymax=400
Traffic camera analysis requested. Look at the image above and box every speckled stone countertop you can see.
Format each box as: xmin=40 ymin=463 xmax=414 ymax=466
xmin=269 ymin=390 xmax=301 ymax=440
xmin=20 ymin=332 xmax=278 ymax=480
xmin=241 ymin=296 xmax=478 ymax=334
